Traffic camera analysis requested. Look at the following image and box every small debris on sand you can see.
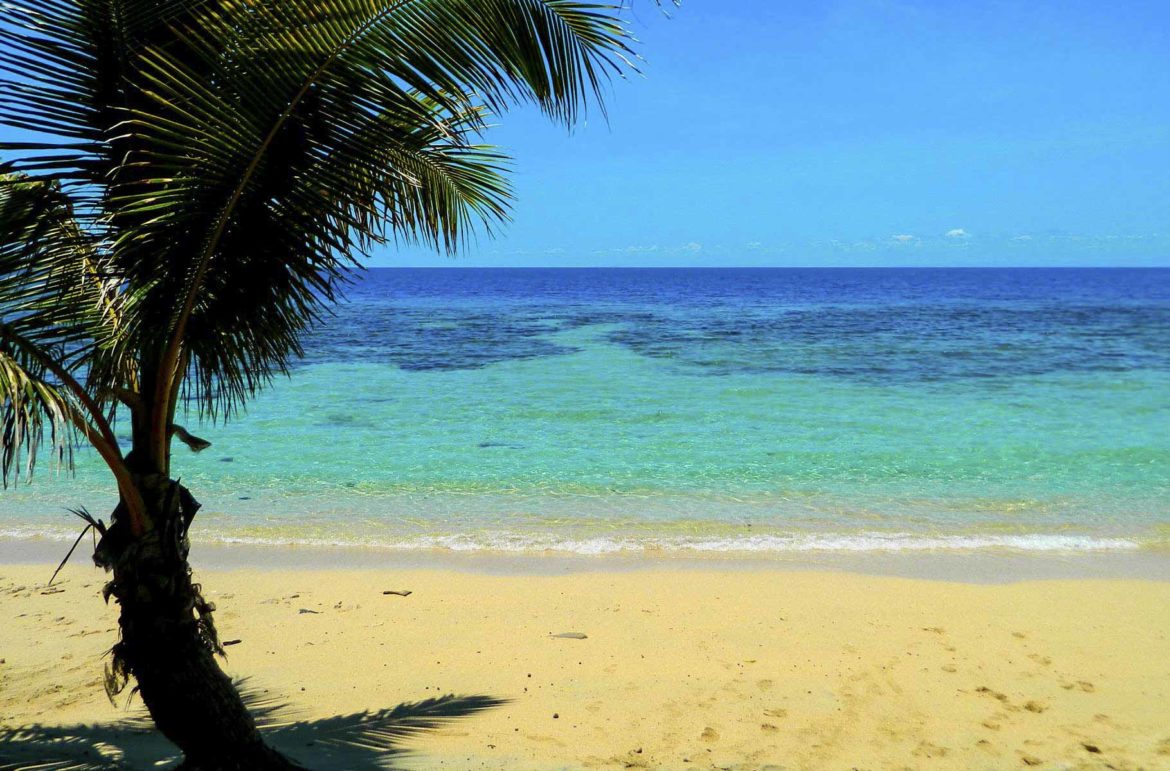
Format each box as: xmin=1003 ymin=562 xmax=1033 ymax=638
xmin=382 ymin=590 xmax=412 ymax=597
xmin=298 ymin=608 xmax=320 ymax=614
xmin=222 ymin=639 xmax=242 ymax=646
xmin=551 ymin=632 xmax=588 ymax=639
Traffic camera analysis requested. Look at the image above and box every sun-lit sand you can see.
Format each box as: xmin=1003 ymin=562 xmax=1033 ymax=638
xmin=2 ymin=560 xmax=1169 ymax=769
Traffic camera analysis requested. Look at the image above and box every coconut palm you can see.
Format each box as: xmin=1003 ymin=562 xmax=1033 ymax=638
xmin=0 ymin=1 xmax=638 ymax=766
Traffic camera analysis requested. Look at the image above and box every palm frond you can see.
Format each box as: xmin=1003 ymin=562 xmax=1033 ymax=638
xmin=0 ymin=173 xmax=103 ymax=485
xmin=109 ymin=0 xmax=636 ymax=425
xmin=1 ymin=0 xmax=642 ymax=474
xmin=0 ymin=337 xmax=75 ymax=487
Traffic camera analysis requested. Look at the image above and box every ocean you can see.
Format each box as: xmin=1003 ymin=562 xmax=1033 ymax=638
xmin=3 ymin=268 xmax=1169 ymax=556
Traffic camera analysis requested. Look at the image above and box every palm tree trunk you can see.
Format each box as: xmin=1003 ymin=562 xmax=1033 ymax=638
xmin=96 ymin=478 xmax=304 ymax=770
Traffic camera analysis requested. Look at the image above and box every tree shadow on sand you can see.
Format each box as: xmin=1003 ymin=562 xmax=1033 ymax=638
xmin=0 ymin=682 xmax=506 ymax=770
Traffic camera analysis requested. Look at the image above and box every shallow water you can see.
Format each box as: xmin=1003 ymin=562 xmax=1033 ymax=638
xmin=3 ymin=268 xmax=1169 ymax=556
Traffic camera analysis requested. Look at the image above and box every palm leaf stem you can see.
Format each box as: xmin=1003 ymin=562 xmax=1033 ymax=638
xmin=149 ymin=0 xmax=423 ymax=467
xmin=0 ymin=322 xmax=146 ymax=531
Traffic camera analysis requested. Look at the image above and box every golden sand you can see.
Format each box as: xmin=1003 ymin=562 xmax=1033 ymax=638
xmin=2 ymin=562 xmax=1168 ymax=769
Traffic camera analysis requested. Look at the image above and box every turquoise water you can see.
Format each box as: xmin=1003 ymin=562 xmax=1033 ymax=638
xmin=3 ymin=268 xmax=1169 ymax=555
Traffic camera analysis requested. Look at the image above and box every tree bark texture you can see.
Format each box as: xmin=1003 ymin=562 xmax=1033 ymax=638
xmin=95 ymin=476 xmax=305 ymax=770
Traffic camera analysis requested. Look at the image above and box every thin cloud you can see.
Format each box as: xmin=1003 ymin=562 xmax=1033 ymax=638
xmin=945 ymin=228 xmax=969 ymax=239
xmin=892 ymin=234 xmax=916 ymax=243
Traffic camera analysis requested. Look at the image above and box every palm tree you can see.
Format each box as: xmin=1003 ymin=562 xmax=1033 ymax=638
xmin=0 ymin=1 xmax=639 ymax=766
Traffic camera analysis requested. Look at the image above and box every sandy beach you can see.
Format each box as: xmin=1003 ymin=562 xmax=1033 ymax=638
xmin=2 ymin=558 xmax=1168 ymax=769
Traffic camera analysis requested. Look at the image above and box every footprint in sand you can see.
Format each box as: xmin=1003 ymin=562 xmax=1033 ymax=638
xmin=912 ymin=741 xmax=948 ymax=758
xmin=975 ymin=686 xmax=1010 ymax=703
xmin=700 ymin=727 xmax=719 ymax=742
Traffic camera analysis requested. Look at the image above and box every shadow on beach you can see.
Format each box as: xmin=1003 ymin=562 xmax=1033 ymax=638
xmin=0 ymin=685 xmax=506 ymax=770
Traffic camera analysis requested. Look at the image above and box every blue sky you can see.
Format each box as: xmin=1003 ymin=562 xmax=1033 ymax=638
xmin=3 ymin=1 xmax=1168 ymax=266
xmin=393 ymin=0 xmax=1170 ymax=267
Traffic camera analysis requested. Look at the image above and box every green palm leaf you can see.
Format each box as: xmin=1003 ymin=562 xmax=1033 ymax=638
xmin=2 ymin=0 xmax=640 ymax=465
xmin=117 ymin=0 xmax=635 ymax=427
xmin=0 ymin=174 xmax=114 ymax=485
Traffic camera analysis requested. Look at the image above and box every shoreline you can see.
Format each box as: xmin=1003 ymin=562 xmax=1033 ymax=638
xmin=3 ymin=562 xmax=1168 ymax=769
xmin=3 ymin=536 xmax=1170 ymax=583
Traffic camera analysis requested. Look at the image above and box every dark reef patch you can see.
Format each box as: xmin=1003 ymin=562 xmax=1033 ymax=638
xmin=292 ymin=268 xmax=1170 ymax=385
